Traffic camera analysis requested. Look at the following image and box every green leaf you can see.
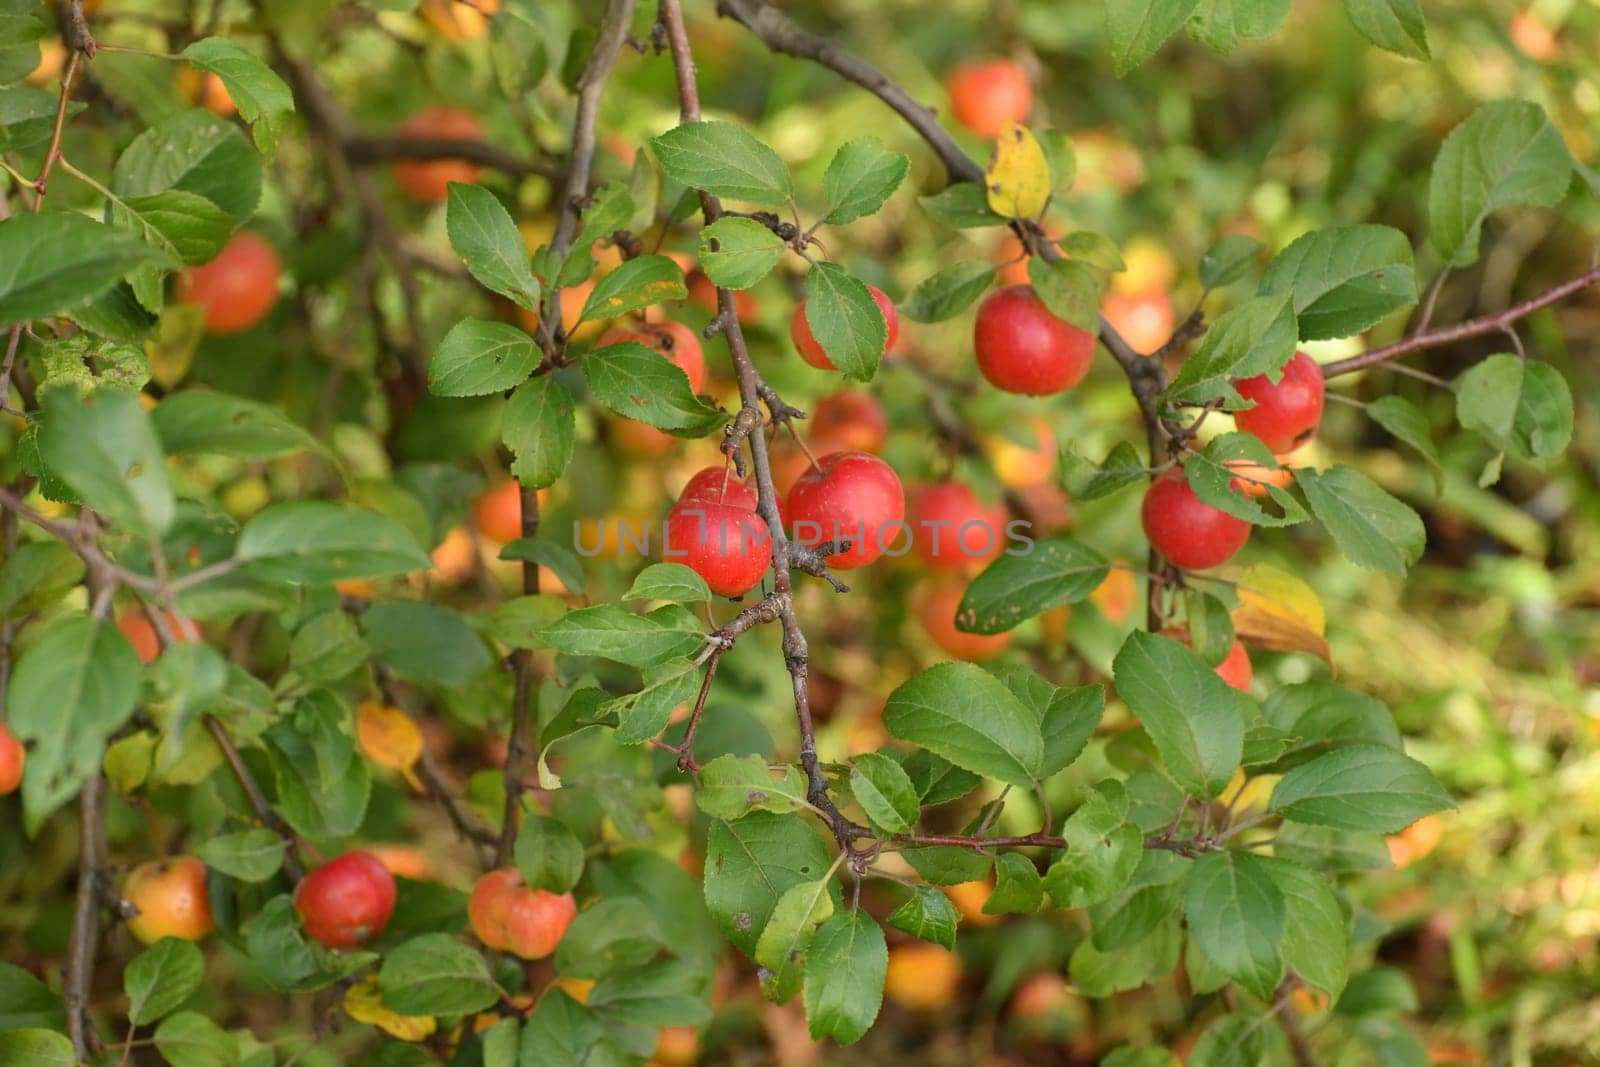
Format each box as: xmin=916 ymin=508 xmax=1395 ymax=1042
xmin=154 ymin=391 xmax=321 ymax=459
xmin=362 ymin=601 xmax=490 ymax=686
xmin=1260 ymin=856 xmax=1349 ymax=998
xmin=499 ymin=539 xmax=586 ymax=594
xmin=1187 ymin=1013 xmax=1270 ymax=1067
xmin=849 ymin=752 xmax=919 ymax=835
xmin=604 ymin=664 xmax=702 ymax=745
xmin=502 ymin=376 xmax=576 ymax=488
xmin=1293 ymin=466 xmax=1425 ymax=574
xmin=1060 ymin=440 xmax=1150 ymax=501
xmin=537 ymin=603 xmax=703 ymax=667
xmin=0 ymin=86 xmax=79 ymax=154
xmin=0 ymin=964 xmax=65 ymax=1032
xmin=6 ymin=615 xmax=140 ymax=831
xmin=116 ymin=190 xmax=235 ymax=266
xmin=1368 ymin=395 xmax=1442 ymax=492
xmin=1455 ymin=355 xmax=1573 ymax=481
xmin=589 ymin=959 xmax=712 ymax=1029
xmin=1270 ymin=744 xmax=1453 ymax=832
xmin=804 ymin=911 xmax=886 ymax=1046
xmin=1059 ymin=230 xmax=1124 ymax=271
xmin=0 ymin=213 xmax=173 ymax=328
xmin=1027 ymin=255 xmax=1102 ymax=331
xmin=901 ymin=262 xmax=996 ymax=323
xmin=1107 ymin=0 xmax=1202 ymax=76
xmin=288 ymin=613 xmax=367 ymax=685
xmin=1167 ymin=292 xmax=1297 ymax=405
xmin=698 ymin=216 xmax=785 ymax=290
xmin=1043 ymin=780 xmax=1142 ymax=908
xmin=1187 ymin=0 xmax=1290 ymax=53
xmin=554 ymin=898 xmax=666 ymax=980
xmin=1102 ymin=1048 xmax=1181 ymax=1067
xmin=579 ymin=254 xmax=687 ymax=324
xmin=445 ymin=183 xmax=541 ymax=311
xmin=152 ymin=1011 xmax=238 ymax=1067
xmin=196 ymin=829 xmax=285 ymax=883
xmin=237 ymin=502 xmax=432 ymax=582
xmin=428 ymin=320 xmax=541 ymax=398
xmin=180 ymin=38 xmax=294 ymax=156
xmin=1039 ymin=684 xmax=1106 ymax=777
xmin=1184 ymin=851 xmax=1284 ymax=999
xmin=882 ymin=662 xmax=1044 ymax=787
xmin=1336 ymin=966 xmax=1418 ymax=1015
xmin=112 ymin=110 xmax=262 ymax=223
xmin=0 ymin=15 xmax=48 ymax=88
xmin=696 ymin=754 xmax=809 ymax=819
xmin=1257 ymin=225 xmax=1417 ymax=341
xmin=885 ymin=885 xmax=960 ymax=949
xmin=1112 ymin=631 xmax=1243 ymax=800
xmin=704 ymin=812 xmax=832 ymax=957
xmin=754 ymin=879 xmax=836 ymax=1003
xmin=1070 ymin=915 xmax=1181 ymax=996
xmin=1429 ymin=100 xmax=1572 ymax=268
xmin=984 ymin=853 xmax=1045 ymax=914
xmin=0 ymin=541 xmax=84 ymax=620
xmin=0 ymin=1030 xmax=74 ymax=1067
xmin=36 ymin=386 xmax=173 ymax=538
xmin=1186 ymin=433 xmax=1309 ymax=526
xmin=822 ymin=138 xmax=910 ymax=225
xmin=245 ymin=896 xmax=322 ymax=992
xmin=903 ymin=845 xmax=992 ymax=886
xmin=956 ymin=538 xmax=1108 ymax=635
xmin=267 ymin=721 xmax=370 ymax=839
xmin=1262 ymin=682 xmax=1402 ymax=769
xmin=518 ymin=990 xmax=612 ymax=1066
xmin=378 ymin=934 xmax=498 ymax=1016
xmin=623 ymin=562 xmax=712 ymax=604
xmin=803 ymin=261 xmax=888 ymax=382
xmin=583 ymin=341 xmax=728 ymax=435
xmin=919 ymin=182 xmax=1004 ymax=228
xmin=651 ymin=120 xmax=793 ymax=208
xmin=1344 ymin=0 xmax=1430 ymax=59
xmin=514 ymin=814 xmax=584 ymax=893
xmin=126 ymin=938 xmax=204 ymax=1025
xmin=1200 ymin=233 xmax=1263 ymax=289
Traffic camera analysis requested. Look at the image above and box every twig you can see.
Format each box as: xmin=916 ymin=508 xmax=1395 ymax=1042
xmin=659 ymin=0 xmax=865 ymax=848
xmin=343 ymin=136 xmax=559 ymax=180
xmin=415 ymin=748 xmax=497 ymax=866
xmin=1275 ymin=981 xmax=1319 ymax=1067
xmin=64 ymin=769 xmax=109 ymax=1063
xmin=205 ymin=715 xmax=305 ymax=882
xmin=495 ymin=488 xmax=541 ymax=869
xmin=1321 ymin=265 xmax=1600 ymax=377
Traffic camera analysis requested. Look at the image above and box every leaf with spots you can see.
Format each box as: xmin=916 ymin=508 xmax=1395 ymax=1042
xmin=704 ymin=812 xmax=833 ymax=958
xmin=578 ymin=254 xmax=687 ymax=324
xmin=956 ymin=538 xmax=1109 ymax=635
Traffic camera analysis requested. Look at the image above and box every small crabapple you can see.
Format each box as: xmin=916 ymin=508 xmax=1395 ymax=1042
xmin=946 ymin=59 xmax=1032 ymax=139
xmin=293 ymin=850 xmax=397 ymax=949
xmin=467 ymin=867 xmax=576 ymax=960
xmin=598 ymin=321 xmax=707 ymax=393
xmin=974 ymin=286 xmax=1094 ymax=395
xmin=791 ymin=285 xmax=899 ymax=371
xmin=1232 ymin=350 xmax=1325 ymax=453
xmin=910 ymin=481 xmax=1008 ymax=570
xmin=392 ymin=106 xmax=484 ymax=202
xmin=787 ymin=451 xmax=905 ymax=570
xmin=176 ymin=232 xmax=281 ymax=335
xmin=1140 ymin=467 xmax=1251 ymax=571
xmin=125 ymin=857 xmax=214 ymax=945
xmin=809 ymin=390 xmax=889 ymax=454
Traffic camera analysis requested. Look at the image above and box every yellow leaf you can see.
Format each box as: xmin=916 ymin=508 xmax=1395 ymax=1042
xmin=1231 ymin=564 xmax=1333 ymax=669
xmin=985 ymin=120 xmax=1052 ymax=220
xmin=344 ymin=977 xmax=437 ymax=1041
xmin=357 ymin=702 xmax=425 ymax=784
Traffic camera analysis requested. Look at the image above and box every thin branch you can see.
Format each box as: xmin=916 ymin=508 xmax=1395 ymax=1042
xmin=1321 ymin=265 xmax=1600 ymax=377
xmin=205 ymin=715 xmax=305 ymax=882
xmin=415 ymin=748 xmax=497 ymax=865
xmin=659 ymin=0 xmax=864 ymax=848
xmin=64 ymin=769 xmax=109 ymax=1062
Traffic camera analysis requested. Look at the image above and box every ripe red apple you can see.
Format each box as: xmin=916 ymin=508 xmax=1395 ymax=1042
xmin=946 ymin=59 xmax=1032 ymax=139
xmin=678 ymin=466 xmax=758 ymax=510
xmin=0 ymin=722 xmax=22 ymax=795
xmin=791 ymin=285 xmax=899 ymax=371
xmin=1233 ymin=350 xmax=1325 ymax=453
xmin=393 ymin=105 xmax=485 ymax=202
xmin=920 ymin=580 xmax=1012 ymax=661
xmin=125 ymin=857 xmax=214 ymax=945
xmin=974 ymin=286 xmax=1095 ymax=395
xmin=809 ymin=390 xmax=888 ymax=454
xmin=468 ymin=867 xmax=576 ymax=960
xmin=1140 ymin=467 xmax=1251 ymax=571
xmin=1215 ymin=638 xmax=1252 ymax=691
xmin=910 ymin=481 xmax=1008 ymax=571
xmin=176 ymin=231 xmax=280 ymax=335
xmin=293 ymin=850 xmax=397 ymax=949
xmin=666 ymin=500 xmax=772 ymax=597
xmin=598 ymin=321 xmax=707 ymax=393
xmin=787 ymin=451 xmax=905 ymax=570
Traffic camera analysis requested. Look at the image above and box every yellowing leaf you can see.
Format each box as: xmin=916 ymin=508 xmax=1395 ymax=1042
xmin=344 ymin=977 xmax=437 ymax=1041
xmin=985 ymin=121 xmax=1051 ymax=220
xmin=145 ymin=303 xmax=206 ymax=390
xmin=1231 ymin=564 xmax=1333 ymax=668
xmin=357 ymin=701 xmax=424 ymax=789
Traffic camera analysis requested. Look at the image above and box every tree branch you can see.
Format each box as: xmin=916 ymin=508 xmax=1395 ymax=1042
xmin=1320 ymin=265 xmax=1600 ymax=378
xmin=344 ymin=136 xmax=560 ymax=180
xmin=64 ymin=769 xmax=108 ymax=1063
xmin=659 ymin=0 xmax=865 ymax=848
